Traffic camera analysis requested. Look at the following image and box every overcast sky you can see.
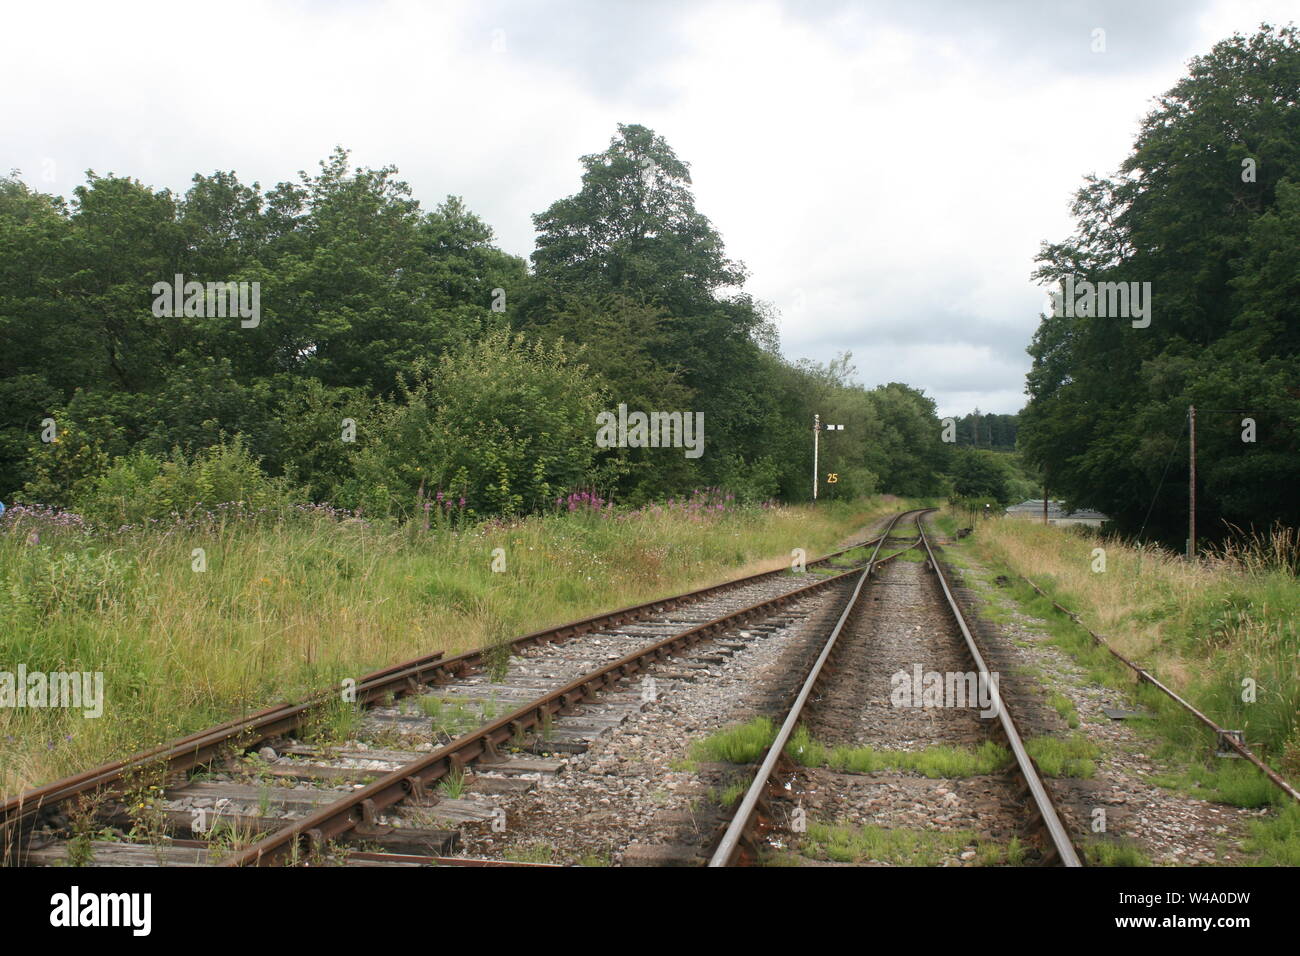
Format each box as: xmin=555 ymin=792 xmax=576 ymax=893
xmin=4 ymin=0 xmax=1294 ymax=416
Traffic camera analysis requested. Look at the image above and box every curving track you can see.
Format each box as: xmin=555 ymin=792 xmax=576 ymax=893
xmin=4 ymin=518 xmax=896 ymax=867
xmin=6 ymin=510 xmax=1088 ymax=868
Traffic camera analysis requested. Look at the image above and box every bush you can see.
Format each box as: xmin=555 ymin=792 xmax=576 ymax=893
xmin=353 ymin=329 xmax=612 ymax=518
xmin=7 ymin=546 xmax=126 ymax=618
xmin=949 ymin=448 xmax=1013 ymax=503
xmin=75 ymin=437 xmax=299 ymax=528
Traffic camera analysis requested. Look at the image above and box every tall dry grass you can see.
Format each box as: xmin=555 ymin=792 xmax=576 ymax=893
xmin=970 ymin=515 xmax=1300 ymax=769
xmin=0 ymin=498 xmax=891 ymax=796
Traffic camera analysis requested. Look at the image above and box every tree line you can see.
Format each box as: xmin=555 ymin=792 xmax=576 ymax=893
xmin=953 ymin=411 xmax=1018 ymax=451
xmin=1019 ymin=24 xmax=1300 ymax=544
xmin=1 ymin=125 xmax=954 ymax=525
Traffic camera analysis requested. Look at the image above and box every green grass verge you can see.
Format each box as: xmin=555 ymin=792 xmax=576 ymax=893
xmin=0 ymin=498 xmax=891 ymax=797
xmin=944 ymin=510 xmax=1300 ymax=864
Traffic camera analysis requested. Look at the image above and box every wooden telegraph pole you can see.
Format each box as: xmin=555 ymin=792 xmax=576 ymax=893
xmin=1188 ymin=405 xmax=1197 ymax=559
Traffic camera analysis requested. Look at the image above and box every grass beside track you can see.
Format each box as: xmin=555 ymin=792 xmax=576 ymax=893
xmin=943 ymin=508 xmax=1300 ymax=863
xmin=949 ymin=511 xmax=1300 ymax=792
xmin=0 ymin=497 xmax=895 ymax=798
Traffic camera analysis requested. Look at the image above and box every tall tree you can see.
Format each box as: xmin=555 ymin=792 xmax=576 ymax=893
xmin=529 ymin=124 xmax=777 ymax=496
xmin=1020 ymin=24 xmax=1300 ymax=541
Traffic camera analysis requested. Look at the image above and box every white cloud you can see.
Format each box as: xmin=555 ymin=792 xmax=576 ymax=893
xmin=2 ymin=0 xmax=1294 ymax=417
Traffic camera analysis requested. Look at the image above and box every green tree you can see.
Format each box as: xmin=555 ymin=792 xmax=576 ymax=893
xmin=1020 ymin=24 xmax=1300 ymax=541
xmin=532 ymin=123 xmax=745 ymax=309
xmin=352 ymin=330 xmax=610 ymax=517
xmin=950 ymin=448 xmax=1012 ymax=503
xmin=866 ymin=382 xmax=950 ymax=496
xmin=529 ymin=124 xmax=802 ymax=498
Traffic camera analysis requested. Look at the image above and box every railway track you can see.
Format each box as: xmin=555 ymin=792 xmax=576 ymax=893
xmin=709 ymin=509 xmax=1081 ymax=866
xmin=445 ymin=509 xmax=1081 ymax=866
xmin=3 ymin=515 xmax=900 ymax=867
xmin=449 ymin=512 xmax=1086 ymax=868
xmin=7 ymin=509 xmax=1086 ymax=867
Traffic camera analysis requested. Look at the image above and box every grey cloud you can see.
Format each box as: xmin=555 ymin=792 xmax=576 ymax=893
xmin=781 ymin=0 xmax=1211 ymax=76
xmin=777 ymin=283 xmax=1044 ymax=361
xmin=461 ymin=0 xmax=695 ymax=101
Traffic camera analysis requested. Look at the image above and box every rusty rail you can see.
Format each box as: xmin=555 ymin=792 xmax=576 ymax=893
xmin=920 ymin=525 xmax=1081 ymax=866
xmin=709 ymin=509 xmax=921 ymax=865
xmin=1016 ymin=573 xmax=1300 ymax=804
xmin=710 ymin=510 xmax=1082 ymax=867
xmin=223 ymin=548 xmax=885 ymax=865
xmin=1 ymin=651 xmax=449 ymax=862
xmin=1 ymin=522 xmax=894 ymax=862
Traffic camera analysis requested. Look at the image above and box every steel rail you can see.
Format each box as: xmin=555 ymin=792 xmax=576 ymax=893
xmin=222 ymin=543 xmax=890 ymax=866
xmin=1016 ymin=573 xmax=1300 ymax=804
xmin=708 ymin=509 xmax=922 ymax=866
xmin=710 ymin=510 xmax=1083 ymax=867
xmin=917 ymin=524 xmax=1082 ymax=867
xmin=0 ymin=652 xmax=450 ymax=859
xmin=2 ymin=522 xmax=894 ymax=861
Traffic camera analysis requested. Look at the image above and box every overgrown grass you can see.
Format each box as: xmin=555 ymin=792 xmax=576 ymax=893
xmin=717 ymin=779 xmax=750 ymax=807
xmin=884 ymin=544 xmax=925 ymax=563
xmin=931 ymin=510 xmax=961 ymax=539
xmin=1148 ymin=759 xmax=1282 ymax=808
xmin=299 ymin=697 xmax=363 ymax=745
xmin=799 ymin=822 xmax=1023 ymax=866
xmin=1024 ymin=735 xmax=1100 ymax=778
xmin=1243 ymin=803 xmax=1300 ymax=866
xmin=964 ymin=514 xmax=1300 ymax=772
xmin=785 ymin=724 xmax=826 ymax=766
xmin=786 ymin=725 xmax=1011 ymax=778
xmin=502 ymin=842 xmax=553 ymax=864
xmin=950 ymin=509 xmax=1300 ymax=861
xmin=694 ymin=721 xmax=1013 ymax=779
xmin=692 ymin=717 xmax=777 ymax=764
xmin=1083 ymin=840 xmax=1151 ymax=867
xmin=1047 ymin=691 xmax=1081 ymax=728
xmin=826 ymin=546 xmax=870 ymax=569
xmin=0 ymin=498 xmax=891 ymax=797
xmin=820 ymin=740 xmax=1013 ymax=778
xmin=438 ymin=769 xmax=466 ymax=799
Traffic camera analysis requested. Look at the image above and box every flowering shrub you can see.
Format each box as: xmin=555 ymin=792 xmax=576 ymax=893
xmin=0 ymin=499 xmax=369 ymax=540
xmin=418 ymin=487 xmax=470 ymax=531
xmin=0 ymin=503 xmax=90 ymax=539
xmin=638 ymin=487 xmax=735 ymax=519
xmin=553 ymin=489 xmax=610 ymax=514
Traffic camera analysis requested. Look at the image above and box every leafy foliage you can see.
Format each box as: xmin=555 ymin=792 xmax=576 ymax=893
xmin=1020 ymin=25 xmax=1300 ymax=542
xmin=77 ymin=437 xmax=300 ymax=528
xmin=3 ymin=130 xmax=955 ymax=518
xmin=351 ymin=330 xmax=609 ymax=517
